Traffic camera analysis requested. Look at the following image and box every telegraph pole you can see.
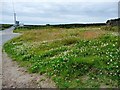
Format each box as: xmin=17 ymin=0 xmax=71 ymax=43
xmin=12 ymin=0 xmax=16 ymax=25
xmin=14 ymin=13 xmax=16 ymax=25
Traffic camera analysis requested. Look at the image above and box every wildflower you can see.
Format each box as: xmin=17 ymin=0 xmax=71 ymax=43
xmin=114 ymin=73 xmax=117 ymax=75
xmin=113 ymin=44 xmax=115 ymax=47
xmin=110 ymin=59 xmax=112 ymax=62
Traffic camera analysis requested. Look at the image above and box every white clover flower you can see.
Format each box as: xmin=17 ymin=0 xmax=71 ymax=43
xmin=107 ymin=62 xmax=110 ymax=64
xmin=110 ymin=59 xmax=112 ymax=62
xmin=114 ymin=73 xmax=117 ymax=75
xmin=110 ymin=54 xmax=112 ymax=57
xmin=50 ymin=56 xmax=55 ymax=59
xmin=74 ymin=55 xmax=77 ymax=57
xmin=113 ymin=44 xmax=115 ymax=47
xmin=63 ymin=51 xmax=67 ymax=55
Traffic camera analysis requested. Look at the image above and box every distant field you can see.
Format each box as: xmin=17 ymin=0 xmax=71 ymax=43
xmin=1 ymin=24 xmax=12 ymax=30
xmin=4 ymin=26 xmax=119 ymax=88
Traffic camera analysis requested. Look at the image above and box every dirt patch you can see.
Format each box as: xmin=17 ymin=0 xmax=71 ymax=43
xmin=81 ymin=30 xmax=105 ymax=39
xmin=2 ymin=51 xmax=56 ymax=88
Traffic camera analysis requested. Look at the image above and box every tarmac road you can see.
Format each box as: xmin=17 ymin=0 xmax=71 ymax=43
xmin=0 ymin=26 xmax=20 ymax=46
xmin=0 ymin=26 xmax=20 ymax=89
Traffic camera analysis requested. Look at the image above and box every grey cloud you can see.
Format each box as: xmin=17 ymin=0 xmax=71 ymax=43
xmin=2 ymin=1 xmax=118 ymax=24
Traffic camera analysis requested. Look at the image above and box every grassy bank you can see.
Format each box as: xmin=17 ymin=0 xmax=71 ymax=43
xmin=4 ymin=26 xmax=119 ymax=88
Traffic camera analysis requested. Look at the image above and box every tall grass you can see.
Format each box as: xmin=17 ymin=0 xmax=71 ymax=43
xmin=101 ymin=26 xmax=118 ymax=32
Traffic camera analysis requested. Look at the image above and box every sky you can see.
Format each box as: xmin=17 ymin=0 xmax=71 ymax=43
xmin=1 ymin=0 xmax=119 ymax=25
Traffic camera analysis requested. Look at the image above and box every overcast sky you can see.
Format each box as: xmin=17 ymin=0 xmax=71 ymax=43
xmin=1 ymin=0 xmax=119 ymax=25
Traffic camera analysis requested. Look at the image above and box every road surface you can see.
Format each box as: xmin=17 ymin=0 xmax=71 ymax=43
xmin=0 ymin=26 xmax=20 ymax=89
xmin=0 ymin=26 xmax=20 ymax=46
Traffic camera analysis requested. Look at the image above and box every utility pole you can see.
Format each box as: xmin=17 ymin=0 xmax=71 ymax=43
xmin=12 ymin=0 xmax=20 ymax=26
xmin=14 ymin=13 xmax=16 ymax=25
xmin=12 ymin=0 xmax=16 ymax=25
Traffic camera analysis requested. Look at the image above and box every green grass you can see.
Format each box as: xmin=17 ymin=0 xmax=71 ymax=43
xmin=3 ymin=26 xmax=119 ymax=88
xmin=101 ymin=26 xmax=119 ymax=32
